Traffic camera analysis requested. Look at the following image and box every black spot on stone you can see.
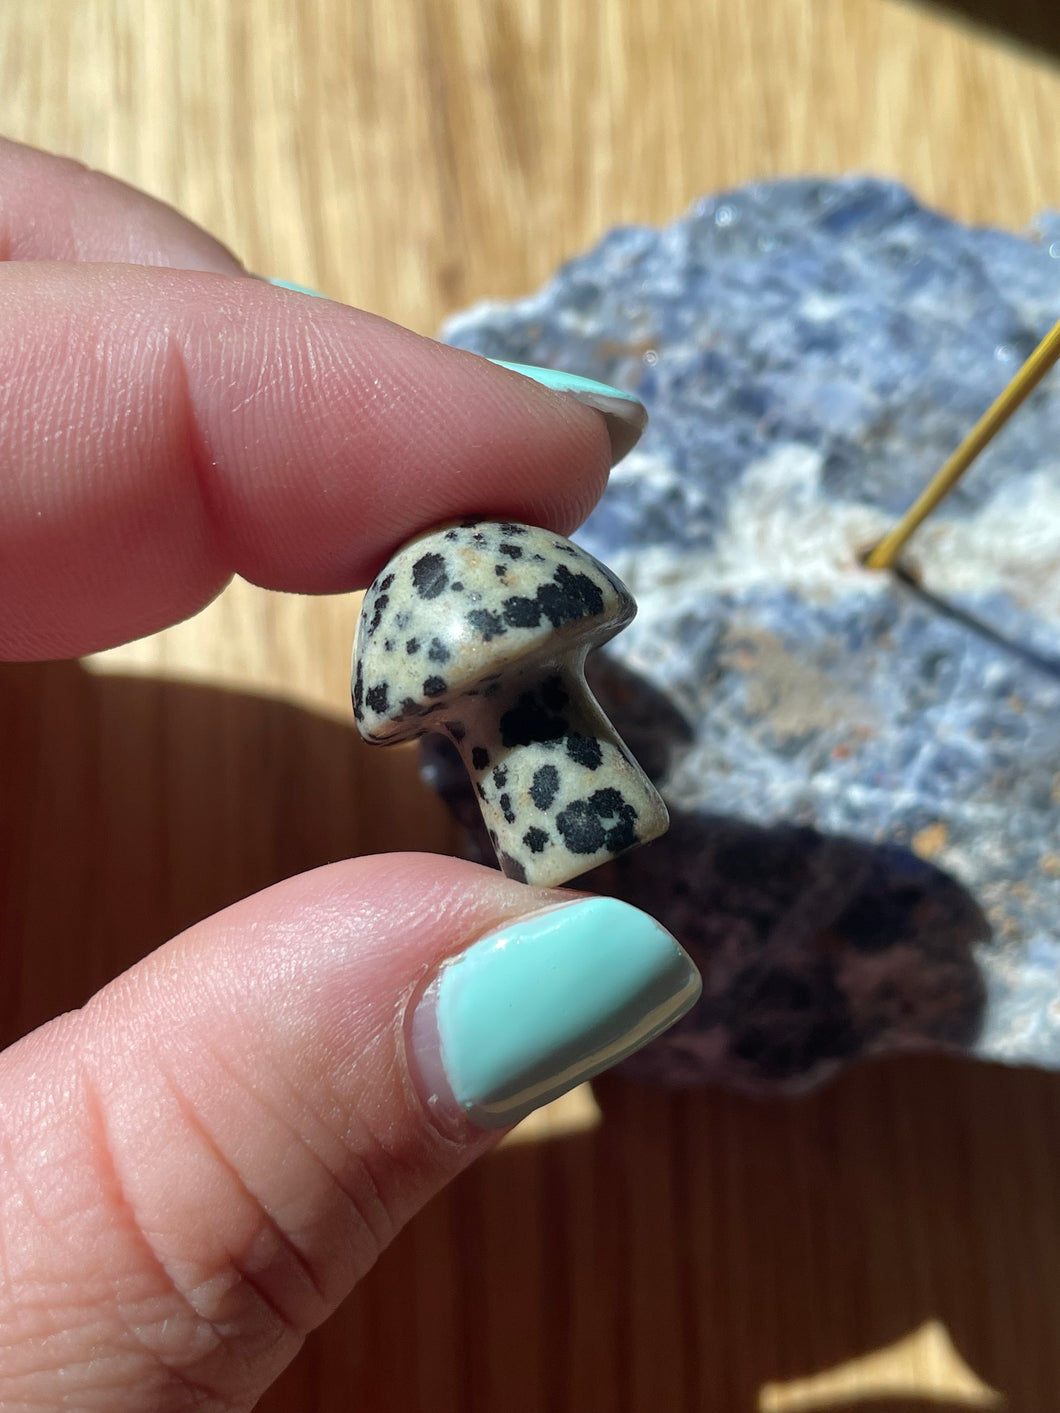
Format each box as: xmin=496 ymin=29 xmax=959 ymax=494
xmin=523 ymin=826 xmax=549 ymax=854
xmin=497 ymin=523 xmax=527 ymax=536
xmin=502 ymin=596 xmax=541 ymax=629
xmin=379 ymin=573 xmax=395 ymax=591
xmin=541 ymin=675 xmax=569 ymax=712
xmin=444 ymin=529 xmax=459 ymax=541
xmin=498 ymin=851 xmax=528 ymax=883
xmin=591 ymin=787 xmax=638 ymax=850
xmin=532 ymin=553 xmax=546 ymax=562
xmin=423 ymin=675 xmax=447 ymax=698
xmin=478 ymin=783 xmax=488 ymax=801
xmin=538 ymin=566 xmax=604 ymax=628
xmin=451 ymin=580 xmax=464 ymax=592
xmin=501 ymin=689 xmax=567 ymax=748
xmin=566 ymin=733 xmax=603 ymax=769
xmin=398 ymin=696 xmax=419 ymax=718
xmin=494 ymin=564 xmax=508 ymax=578
xmin=383 ymin=639 xmax=394 ymax=652
xmin=471 ymin=746 xmax=490 ymax=771
xmin=445 ymin=720 xmax=466 ymax=741
xmin=492 ymin=766 xmax=508 ymax=787
xmin=395 ymin=610 xmax=411 ymax=630
xmin=406 ymin=638 xmax=420 ymax=654
xmin=557 ymin=787 xmax=638 ymax=856
xmin=467 ymin=608 xmax=505 ymax=641
xmin=555 ymin=801 xmax=604 ymax=854
xmin=365 ymin=683 xmax=389 ymax=713
xmin=499 ymin=793 xmax=515 ymax=823
xmin=367 ymin=590 xmax=389 ymax=636
xmin=353 ymin=661 xmax=364 ymax=717
xmin=428 ymin=637 xmax=451 ymax=663
xmin=412 ymin=552 xmax=449 ymax=599
xmin=529 ymin=764 xmax=560 ymax=810
xmin=499 ymin=542 xmax=523 ymax=559
xmin=501 ymin=566 xmax=605 ymax=633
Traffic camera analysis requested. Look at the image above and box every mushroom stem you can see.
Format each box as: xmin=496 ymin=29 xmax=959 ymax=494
xmin=446 ymin=661 xmax=669 ymax=888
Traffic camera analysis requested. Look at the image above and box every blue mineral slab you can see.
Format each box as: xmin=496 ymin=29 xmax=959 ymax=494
xmin=435 ymin=177 xmax=1060 ymax=1094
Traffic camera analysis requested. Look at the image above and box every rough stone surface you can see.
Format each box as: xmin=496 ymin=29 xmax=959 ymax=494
xmin=432 ymin=177 xmax=1060 ymax=1094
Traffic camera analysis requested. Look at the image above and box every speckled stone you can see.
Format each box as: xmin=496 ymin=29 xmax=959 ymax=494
xmin=432 ymin=177 xmax=1060 ymax=1093
xmin=353 ymin=518 xmax=669 ymax=886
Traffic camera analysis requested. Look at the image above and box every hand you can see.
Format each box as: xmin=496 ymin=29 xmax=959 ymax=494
xmin=0 ymin=139 xmax=699 ymax=1411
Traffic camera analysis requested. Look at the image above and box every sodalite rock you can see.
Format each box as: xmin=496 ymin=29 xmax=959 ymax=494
xmin=433 ymin=177 xmax=1060 ymax=1094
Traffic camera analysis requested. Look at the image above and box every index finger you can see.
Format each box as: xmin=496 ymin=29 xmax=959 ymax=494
xmin=0 ymin=263 xmax=621 ymax=660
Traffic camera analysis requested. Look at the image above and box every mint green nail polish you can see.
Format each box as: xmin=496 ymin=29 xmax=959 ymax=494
xmin=267 ymin=277 xmax=329 ymax=298
xmin=486 ymin=359 xmax=648 ymax=464
xmin=418 ymin=897 xmax=700 ymax=1129
xmin=488 ymin=361 xmax=644 ymax=406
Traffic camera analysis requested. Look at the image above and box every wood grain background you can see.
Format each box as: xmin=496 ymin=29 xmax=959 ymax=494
xmin=2 ymin=0 xmax=1060 ymax=1408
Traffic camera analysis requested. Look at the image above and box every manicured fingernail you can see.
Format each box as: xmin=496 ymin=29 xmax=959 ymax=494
xmin=487 ymin=359 xmax=648 ymax=464
xmin=266 ymin=277 xmax=330 ymax=298
xmin=411 ymin=896 xmax=700 ymax=1130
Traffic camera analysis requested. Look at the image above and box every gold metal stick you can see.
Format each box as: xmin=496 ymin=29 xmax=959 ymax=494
xmin=865 ymin=316 xmax=1060 ymax=571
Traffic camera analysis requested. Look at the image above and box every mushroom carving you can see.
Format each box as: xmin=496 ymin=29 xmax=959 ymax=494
xmin=352 ymin=519 xmax=669 ymax=887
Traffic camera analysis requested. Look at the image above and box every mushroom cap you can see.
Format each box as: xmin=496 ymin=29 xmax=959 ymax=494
xmin=353 ymin=519 xmax=635 ymax=743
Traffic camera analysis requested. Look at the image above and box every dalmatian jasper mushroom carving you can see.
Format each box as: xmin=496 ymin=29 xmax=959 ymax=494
xmin=352 ymin=519 xmax=669 ymax=887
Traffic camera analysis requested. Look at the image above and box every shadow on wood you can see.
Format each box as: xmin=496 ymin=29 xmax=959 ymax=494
xmin=0 ymin=659 xmax=454 ymax=1044
xmin=911 ymin=0 xmax=1060 ymax=62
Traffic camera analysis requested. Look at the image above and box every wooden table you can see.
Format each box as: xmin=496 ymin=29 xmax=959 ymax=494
xmin=3 ymin=1 xmax=1059 ymax=1407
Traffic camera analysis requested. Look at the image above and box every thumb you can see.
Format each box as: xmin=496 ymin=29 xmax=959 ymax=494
xmin=0 ymin=853 xmax=698 ymax=1412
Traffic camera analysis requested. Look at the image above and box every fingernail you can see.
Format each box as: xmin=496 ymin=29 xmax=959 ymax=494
xmin=487 ymin=359 xmax=648 ymax=465
xmin=266 ymin=277 xmax=330 ymax=298
xmin=411 ymin=896 xmax=700 ymax=1130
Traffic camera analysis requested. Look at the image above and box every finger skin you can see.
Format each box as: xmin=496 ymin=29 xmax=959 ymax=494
xmin=0 ymin=263 xmax=611 ymax=659
xmin=0 ymin=135 xmax=246 ymax=272
xmin=0 ymin=855 xmax=561 ymax=1412
xmin=0 ymin=144 xmax=614 ymax=1410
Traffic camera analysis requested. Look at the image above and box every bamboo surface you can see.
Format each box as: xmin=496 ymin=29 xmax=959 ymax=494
xmin=2 ymin=1 xmax=1060 ymax=1408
